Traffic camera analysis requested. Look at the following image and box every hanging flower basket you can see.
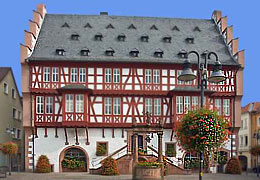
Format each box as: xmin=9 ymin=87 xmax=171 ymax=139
xmin=176 ymin=108 xmax=230 ymax=154
xmin=0 ymin=142 xmax=18 ymax=155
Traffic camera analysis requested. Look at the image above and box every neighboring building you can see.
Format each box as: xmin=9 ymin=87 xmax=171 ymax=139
xmin=239 ymin=102 xmax=260 ymax=171
xmin=21 ymin=4 xmax=244 ymax=173
xmin=0 ymin=67 xmax=24 ymax=171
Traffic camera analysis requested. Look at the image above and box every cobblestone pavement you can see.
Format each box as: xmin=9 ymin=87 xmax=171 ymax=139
xmin=3 ymin=172 xmax=260 ymax=180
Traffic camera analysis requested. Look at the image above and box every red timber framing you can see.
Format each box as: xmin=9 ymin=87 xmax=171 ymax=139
xmin=30 ymin=61 xmax=236 ymax=129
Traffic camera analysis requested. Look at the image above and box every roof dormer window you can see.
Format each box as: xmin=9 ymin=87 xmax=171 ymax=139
xmin=84 ymin=23 xmax=92 ymax=28
xmin=150 ymin=25 xmax=158 ymax=30
xmin=154 ymin=49 xmax=163 ymax=58
xmin=172 ymin=25 xmax=180 ymax=31
xmin=61 ymin=22 xmax=70 ymax=28
xmin=193 ymin=26 xmax=201 ymax=32
xmin=71 ymin=33 xmax=80 ymax=40
xmin=105 ymin=48 xmax=115 ymax=56
xmin=163 ymin=36 xmax=171 ymax=43
xmin=141 ymin=34 xmax=149 ymax=42
xmin=130 ymin=48 xmax=139 ymax=57
xmin=81 ymin=48 xmax=90 ymax=56
xmin=128 ymin=24 xmax=136 ymax=30
xmin=178 ymin=50 xmax=187 ymax=58
xmin=95 ymin=33 xmax=103 ymax=41
xmin=117 ymin=33 xmax=126 ymax=41
xmin=186 ymin=37 xmax=194 ymax=44
xmin=106 ymin=24 xmax=114 ymax=29
xmin=56 ymin=48 xmax=65 ymax=56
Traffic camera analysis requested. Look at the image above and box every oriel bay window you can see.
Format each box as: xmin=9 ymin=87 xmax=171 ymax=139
xmin=223 ymin=99 xmax=230 ymax=116
xmin=65 ymin=94 xmax=85 ymax=113
xmin=104 ymin=97 xmax=121 ymax=115
xmin=176 ymin=96 xmax=183 ymax=114
xmin=215 ymin=99 xmax=222 ymax=115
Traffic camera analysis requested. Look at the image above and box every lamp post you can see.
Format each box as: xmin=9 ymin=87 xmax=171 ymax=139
xmin=5 ymin=127 xmax=15 ymax=175
xmin=177 ymin=50 xmax=225 ymax=180
xmin=253 ymin=129 xmax=260 ymax=177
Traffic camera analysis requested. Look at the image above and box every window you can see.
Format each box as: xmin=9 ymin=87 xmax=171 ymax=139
xmin=118 ymin=34 xmax=126 ymax=41
xmin=52 ymin=67 xmax=59 ymax=82
xmin=36 ymin=96 xmax=44 ymax=114
xmin=154 ymin=49 xmax=164 ymax=58
xmin=3 ymin=82 xmax=8 ymax=94
xmin=192 ymin=96 xmax=199 ymax=109
xmin=114 ymin=98 xmax=121 ymax=115
xmin=165 ymin=143 xmax=176 ymax=157
xmin=176 ymin=96 xmax=183 ymax=114
xmin=76 ymin=95 xmax=84 ymax=113
xmin=245 ymin=135 xmax=248 ymax=147
xmin=81 ymin=48 xmax=90 ymax=56
xmin=186 ymin=37 xmax=194 ymax=44
xmin=241 ymin=120 xmax=244 ymax=130
xmin=240 ymin=136 xmax=243 ymax=147
xmin=95 ymin=33 xmax=103 ymax=41
xmin=105 ymin=69 xmax=112 ymax=83
xmin=153 ymin=70 xmax=160 ymax=84
xmin=43 ymin=67 xmax=50 ymax=82
xmin=154 ymin=98 xmax=161 ymax=116
xmin=215 ymin=99 xmax=222 ymax=115
xmin=65 ymin=95 xmax=74 ymax=113
xmin=163 ymin=36 xmax=171 ymax=43
xmin=105 ymin=48 xmax=115 ymax=56
xmin=104 ymin=97 xmax=112 ymax=115
xmin=244 ymin=119 xmax=248 ymax=129
xmin=130 ymin=48 xmax=139 ymax=57
xmin=96 ymin=142 xmax=108 ymax=156
xmin=145 ymin=98 xmax=152 ymax=114
xmin=223 ymin=99 xmax=230 ymax=116
xmin=79 ymin=68 xmax=86 ymax=83
xmin=177 ymin=70 xmax=184 ymax=85
xmin=11 ymin=88 xmax=16 ymax=99
xmin=16 ymin=129 xmax=21 ymax=139
xmin=140 ymin=35 xmax=149 ymax=42
xmin=45 ymin=97 xmax=53 ymax=114
xmin=71 ymin=68 xmax=78 ymax=83
xmin=258 ymin=117 xmax=260 ymax=127
xmin=56 ymin=49 xmax=65 ymax=56
xmin=113 ymin=69 xmax=120 ymax=83
xmin=145 ymin=69 xmax=152 ymax=84
xmin=184 ymin=96 xmax=190 ymax=113
xmin=18 ymin=111 xmax=22 ymax=120
xmin=71 ymin=34 xmax=79 ymax=40
xmin=12 ymin=108 xmax=16 ymax=119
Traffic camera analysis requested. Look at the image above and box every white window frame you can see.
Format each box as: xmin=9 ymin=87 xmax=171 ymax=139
xmin=16 ymin=129 xmax=21 ymax=139
xmin=177 ymin=70 xmax=184 ymax=85
xmin=223 ymin=99 xmax=230 ymax=116
xmin=192 ymin=96 xmax=199 ymax=110
xmin=43 ymin=67 xmax=50 ymax=82
xmin=52 ymin=67 xmax=59 ymax=82
xmin=76 ymin=94 xmax=84 ymax=113
xmin=105 ymin=69 xmax=112 ymax=83
xmin=105 ymin=97 xmax=112 ymax=115
xmin=113 ymin=69 xmax=120 ymax=83
xmin=215 ymin=99 xmax=222 ymax=115
xmin=113 ymin=97 xmax=121 ymax=115
xmin=145 ymin=98 xmax=152 ymax=114
xmin=71 ymin=68 xmax=78 ymax=83
xmin=184 ymin=96 xmax=190 ymax=113
xmin=45 ymin=96 xmax=53 ymax=114
xmin=65 ymin=94 xmax=74 ymax=113
xmin=154 ymin=98 xmax=161 ymax=116
xmin=79 ymin=68 xmax=86 ymax=83
xmin=145 ymin=69 xmax=152 ymax=84
xmin=3 ymin=82 xmax=8 ymax=94
xmin=176 ymin=96 xmax=183 ymax=114
xmin=153 ymin=69 xmax=160 ymax=84
xmin=36 ymin=96 xmax=44 ymax=114
xmin=11 ymin=88 xmax=16 ymax=99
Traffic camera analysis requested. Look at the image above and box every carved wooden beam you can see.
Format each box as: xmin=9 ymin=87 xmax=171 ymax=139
xmin=102 ymin=128 xmax=105 ymax=138
xmin=85 ymin=128 xmax=89 ymax=145
xmin=44 ymin=127 xmax=48 ymax=138
xmin=55 ymin=127 xmax=58 ymax=138
xmin=64 ymin=128 xmax=69 ymax=145
xmin=35 ymin=127 xmax=38 ymax=138
xmin=112 ymin=128 xmax=115 ymax=138
xmin=75 ymin=128 xmax=79 ymax=145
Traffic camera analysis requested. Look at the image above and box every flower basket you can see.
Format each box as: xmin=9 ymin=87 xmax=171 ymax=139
xmin=61 ymin=157 xmax=85 ymax=170
xmin=96 ymin=144 xmax=107 ymax=156
xmin=0 ymin=142 xmax=18 ymax=155
xmin=176 ymin=108 xmax=230 ymax=154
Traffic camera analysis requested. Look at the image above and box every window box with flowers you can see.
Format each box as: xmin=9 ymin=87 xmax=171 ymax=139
xmin=96 ymin=142 xmax=108 ymax=156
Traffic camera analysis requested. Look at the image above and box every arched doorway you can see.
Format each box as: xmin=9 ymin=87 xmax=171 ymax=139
xmin=239 ymin=155 xmax=248 ymax=171
xmin=59 ymin=146 xmax=89 ymax=172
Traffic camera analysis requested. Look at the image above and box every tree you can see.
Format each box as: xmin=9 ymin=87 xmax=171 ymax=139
xmin=36 ymin=155 xmax=51 ymax=173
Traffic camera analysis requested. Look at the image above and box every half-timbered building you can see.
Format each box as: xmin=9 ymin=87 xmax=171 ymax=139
xmin=21 ymin=4 xmax=244 ymax=173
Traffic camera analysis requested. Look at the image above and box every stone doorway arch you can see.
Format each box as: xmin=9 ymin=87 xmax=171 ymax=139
xmin=59 ymin=146 xmax=89 ymax=172
xmin=239 ymin=155 xmax=248 ymax=171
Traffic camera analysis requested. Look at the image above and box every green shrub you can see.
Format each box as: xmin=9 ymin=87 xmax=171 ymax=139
xmin=225 ymin=158 xmax=242 ymax=174
xmin=36 ymin=155 xmax=51 ymax=173
xmin=137 ymin=161 xmax=162 ymax=168
xmin=61 ymin=157 xmax=85 ymax=169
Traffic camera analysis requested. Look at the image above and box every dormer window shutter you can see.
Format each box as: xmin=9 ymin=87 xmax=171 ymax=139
xmin=130 ymin=48 xmax=139 ymax=57
xmin=154 ymin=49 xmax=163 ymax=58
xmin=95 ymin=33 xmax=103 ymax=41
xmin=56 ymin=48 xmax=65 ymax=56
xmin=105 ymin=48 xmax=115 ymax=56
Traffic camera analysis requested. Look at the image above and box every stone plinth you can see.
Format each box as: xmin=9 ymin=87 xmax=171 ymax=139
xmin=133 ymin=166 xmax=163 ymax=180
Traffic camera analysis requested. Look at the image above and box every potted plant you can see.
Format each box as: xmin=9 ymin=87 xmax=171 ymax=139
xmin=61 ymin=157 xmax=86 ymax=172
xmin=36 ymin=155 xmax=51 ymax=173
xmin=138 ymin=148 xmax=147 ymax=155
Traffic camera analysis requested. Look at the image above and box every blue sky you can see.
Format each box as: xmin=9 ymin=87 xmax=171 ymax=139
xmin=0 ymin=0 xmax=259 ymax=106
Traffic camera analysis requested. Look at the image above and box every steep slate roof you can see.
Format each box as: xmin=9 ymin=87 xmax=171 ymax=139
xmin=0 ymin=67 xmax=11 ymax=82
xmin=28 ymin=14 xmax=239 ymax=66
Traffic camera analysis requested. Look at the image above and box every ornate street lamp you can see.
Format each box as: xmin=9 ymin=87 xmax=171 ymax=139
xmin=178 ymin=50 xmax=225 ymax=180
xmin=5 ymin=127 xmax=15 ymax=175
